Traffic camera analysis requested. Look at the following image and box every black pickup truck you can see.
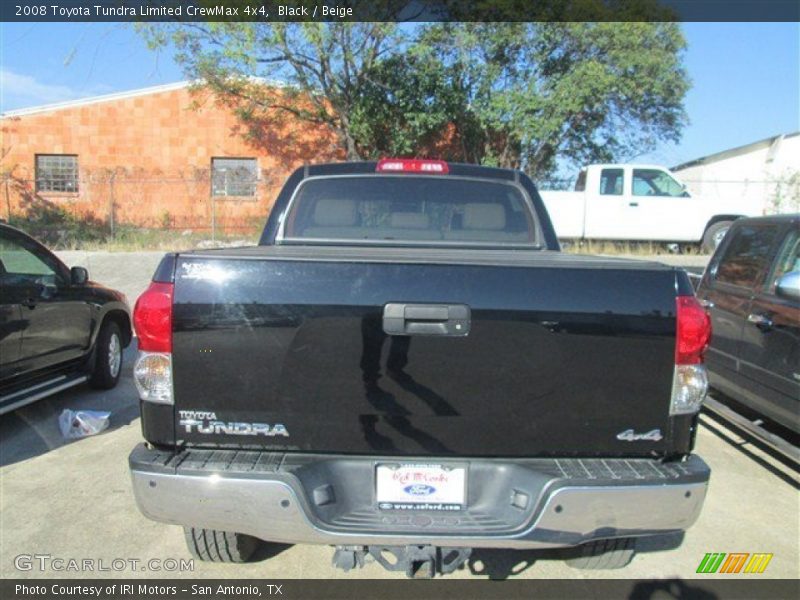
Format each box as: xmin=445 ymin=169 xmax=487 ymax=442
xmin=129 ymin=160 xmax=712 ymax=577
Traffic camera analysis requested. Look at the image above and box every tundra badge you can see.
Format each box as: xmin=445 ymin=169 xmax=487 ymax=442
xmin=178 ymin=410 xmax=289 ymax=437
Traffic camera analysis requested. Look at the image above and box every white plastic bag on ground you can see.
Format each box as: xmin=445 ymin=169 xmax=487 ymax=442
xmin=58 ymin=409 xmax=110 ymax=439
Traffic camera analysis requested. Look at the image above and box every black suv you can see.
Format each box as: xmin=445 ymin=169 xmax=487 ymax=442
xmin=696 ymin=214 xmax=799 ymax=435
xmin=0 ymin=222 xmax=132 ymax=414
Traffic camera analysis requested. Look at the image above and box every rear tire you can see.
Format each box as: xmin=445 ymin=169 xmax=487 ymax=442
xmin=701 ymin=221 xmax=733 ymax=254
xmin=565 ymin=538 xmax=636 ymax=570
xmin=183 ymin=527 xmax=261 ymax=563
xmin=89 ymin=321 xmax=123 ymax=390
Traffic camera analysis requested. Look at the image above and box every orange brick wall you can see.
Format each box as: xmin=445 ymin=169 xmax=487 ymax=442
xmin=0 ymin=84 xmax=340 ymax=232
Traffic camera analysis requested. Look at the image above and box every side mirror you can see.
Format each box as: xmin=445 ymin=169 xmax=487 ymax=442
xmin=775 ymin=271 xmax=800 ymax=302
xmin=70 ymin=266 xmax=89 ymax=286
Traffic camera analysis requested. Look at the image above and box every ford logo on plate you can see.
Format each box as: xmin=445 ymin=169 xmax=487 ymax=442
xmin=404 ymin=484 xmax=436 ymax=496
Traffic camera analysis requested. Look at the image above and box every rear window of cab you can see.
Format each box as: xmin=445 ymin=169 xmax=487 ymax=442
xmin=280 ymin=175 xmax=542 ymax=247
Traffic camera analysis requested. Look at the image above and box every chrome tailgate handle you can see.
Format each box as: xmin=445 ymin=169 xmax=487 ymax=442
xmin=383 ymin=303 xmax=470 ymax=336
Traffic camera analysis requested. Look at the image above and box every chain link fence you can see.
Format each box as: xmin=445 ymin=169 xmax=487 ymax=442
xmin=1 ymin=172 xmax=273 ymax=247
xmin=2 ymin=170 xmax=796 ymax=249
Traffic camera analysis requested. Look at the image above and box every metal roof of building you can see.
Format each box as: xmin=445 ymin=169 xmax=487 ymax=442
xmin=0 ymin=77 xmax=286 ymax=119
xmin=672 ymin=132 xmax=800 ymax=171
xmin=0 ymin=81 xmax=193 ymax=118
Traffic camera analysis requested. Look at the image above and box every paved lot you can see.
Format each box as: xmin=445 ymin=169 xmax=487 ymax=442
xmin=56 ymin=251 xmax=167 ymax=306
xmin=2 ymin=250 xmax=796 ymax=580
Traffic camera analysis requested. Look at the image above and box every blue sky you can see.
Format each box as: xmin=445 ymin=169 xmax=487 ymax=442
xmin=1 ymin=22 xmax=798 ymax=169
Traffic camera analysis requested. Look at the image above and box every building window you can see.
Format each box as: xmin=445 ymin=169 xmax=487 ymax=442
xmin=36 ymin=154 xmax=79 ymax=193
xmin=211 ymin=158 xmax=258 ymax=197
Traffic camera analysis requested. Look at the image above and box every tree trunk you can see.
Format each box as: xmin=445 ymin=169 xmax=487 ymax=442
xmin=338 ymin=119 xmax=361 ymax=160
xmin=344 ymin=134 xmax=360 ymax=160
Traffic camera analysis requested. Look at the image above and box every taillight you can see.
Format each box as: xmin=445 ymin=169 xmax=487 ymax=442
xmin=133 ymin=282 xmax=174 ymax=405
xmin=671 ymin=295 xmax=712 ymax=415
xmin=675 ymin=296 xmax=711 ymax=365
xmin=133 ymin=282 xmax=173 ymax=352
xmin=376 ymin=158 xmax=449 ymax=174
xmin=133 ymin=353 xmax=173 ymax=405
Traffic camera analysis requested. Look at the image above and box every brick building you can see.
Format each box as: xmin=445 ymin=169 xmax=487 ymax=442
xmin=0 ymin=81 xmax=339 ymax=233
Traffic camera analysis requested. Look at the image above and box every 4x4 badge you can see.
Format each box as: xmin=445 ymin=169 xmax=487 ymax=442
xmin=616 ymin=428 xmax=663 ymax=442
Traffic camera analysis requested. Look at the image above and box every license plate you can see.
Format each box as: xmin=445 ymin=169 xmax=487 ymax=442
xmin=375 ymin=463 xmax=466 ymax=511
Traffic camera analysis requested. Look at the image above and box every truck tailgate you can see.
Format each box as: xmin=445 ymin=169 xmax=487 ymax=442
xmin=169 ymin=248 xmax=685 ymax=457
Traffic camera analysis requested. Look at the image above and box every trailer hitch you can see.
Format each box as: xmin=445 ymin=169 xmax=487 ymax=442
xmin=332 ymin=544 xmax=472 ymax=578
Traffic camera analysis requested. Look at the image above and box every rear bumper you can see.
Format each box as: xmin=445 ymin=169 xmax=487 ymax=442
xmin=129 ymin=445 xmax=710 ymax=550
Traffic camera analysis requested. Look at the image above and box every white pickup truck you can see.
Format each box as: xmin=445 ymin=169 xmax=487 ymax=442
xmin=539 ymin=164 xmax=762 ymax=252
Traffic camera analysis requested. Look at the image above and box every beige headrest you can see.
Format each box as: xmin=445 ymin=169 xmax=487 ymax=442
xmin=313 ymin=198 xmax=357 ymax=226
xmin=463 ymin=203 xmax=506 ymax=230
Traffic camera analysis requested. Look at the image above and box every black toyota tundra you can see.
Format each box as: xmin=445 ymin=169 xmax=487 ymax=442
xmin=128 ymin=160 xmax=712 ymax=577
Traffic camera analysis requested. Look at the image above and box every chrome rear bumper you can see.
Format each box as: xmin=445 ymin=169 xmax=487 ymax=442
xmin=129 ymin=445 xmax=709 ymax=549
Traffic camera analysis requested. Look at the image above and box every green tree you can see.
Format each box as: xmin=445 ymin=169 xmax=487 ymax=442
xmin=141 ymin=20 xmax=405 ymax=160
xmin=141 ymin=19 xmax=688 ymax=177
xmin=346 ymin=52 xmax=473 ymax=159
xmin=413 ymin=22 xmax=689 ymax=176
